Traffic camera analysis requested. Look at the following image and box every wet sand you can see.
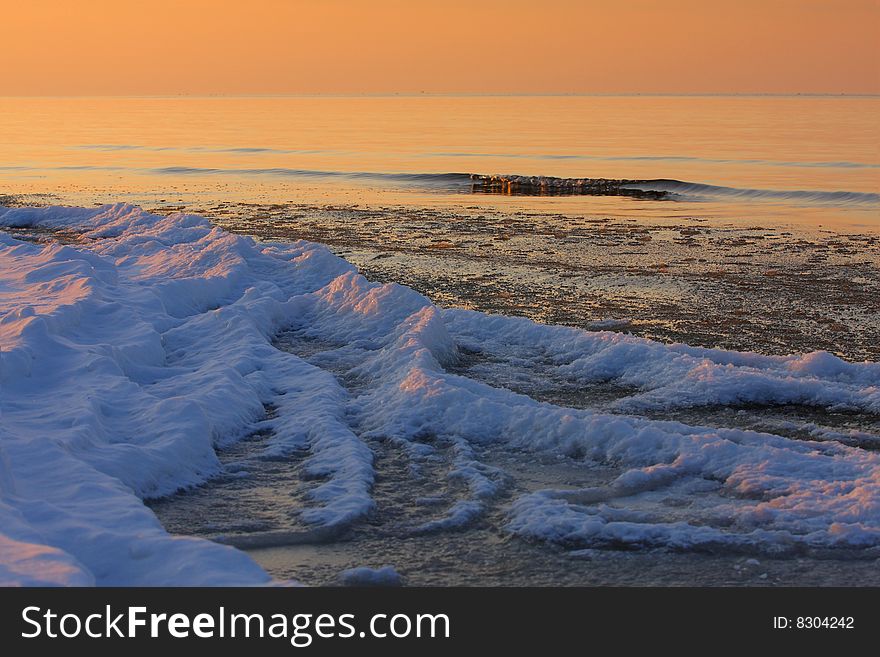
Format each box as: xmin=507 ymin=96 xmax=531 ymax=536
xmin=195 ymin=200 xmax=880 ymax=361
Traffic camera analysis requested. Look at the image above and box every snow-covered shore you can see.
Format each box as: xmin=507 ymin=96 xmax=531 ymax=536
xmin=1 ymin=204 xmax=878 ymax=586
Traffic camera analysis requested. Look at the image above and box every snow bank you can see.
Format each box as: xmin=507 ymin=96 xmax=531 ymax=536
xmin=2 ymin=203 xmax=879 ymax=585
xmin=445 ymin=310 xmax=880 ymax=413
xmin=335 ymin=300 xmax=880 ymax=552
xmin=1 ymin=204 xmax=368 ymax=584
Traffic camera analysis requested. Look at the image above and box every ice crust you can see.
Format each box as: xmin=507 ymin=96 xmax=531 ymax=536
xmin=2 ymin=204 xmax=878 ymax=585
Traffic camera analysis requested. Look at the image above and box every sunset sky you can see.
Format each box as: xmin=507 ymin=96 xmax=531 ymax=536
xmin=3 ymin=0 xmax=878 ymax=95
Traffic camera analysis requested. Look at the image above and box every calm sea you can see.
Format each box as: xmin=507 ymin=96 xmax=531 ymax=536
xmin=1 ymin=95 xmax=878 ymax=230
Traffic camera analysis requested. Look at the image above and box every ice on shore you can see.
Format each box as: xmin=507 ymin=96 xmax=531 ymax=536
xmin=1 ymin=204 xmax=879 ymax=585
xmin=339 ymin=565 xmax=402 ymax=587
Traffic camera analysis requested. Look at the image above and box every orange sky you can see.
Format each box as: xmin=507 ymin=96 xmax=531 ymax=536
xmin=2 ymin=0 xmax=878 ymax=95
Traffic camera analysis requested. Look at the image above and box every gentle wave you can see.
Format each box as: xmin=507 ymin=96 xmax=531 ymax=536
xmin=7 ymin=161 xmax=878 ymax=206
xmin=152 ymin=165 xmax=472 ymax=186
xmin=153 ymin=167 xmax=880 ymax=205
xmin=148 ymin=167 xmax=880 ymax=205
xmin=468 ymin=174 xmax=880 ymax=205
xmin=623 ymin=178 xmax=880 ymax=206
